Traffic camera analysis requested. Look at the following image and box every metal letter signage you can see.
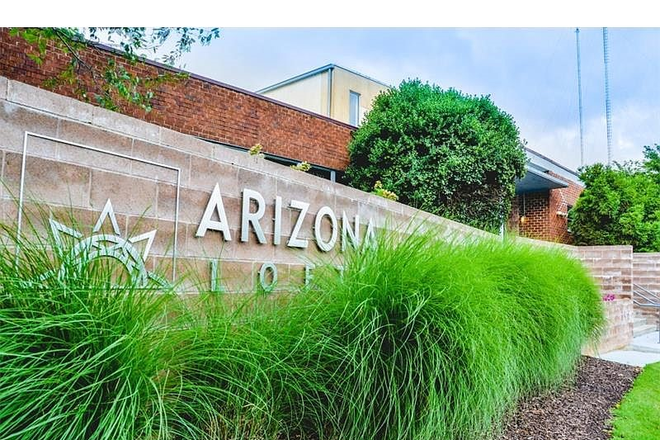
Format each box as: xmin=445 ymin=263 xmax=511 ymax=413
xmin=49 ymin=199 xmax=161 ymax=288
xmin=196 ymin=183 xmax=232 ymax=241
xmin=288 ymin=200 xmax=310 ymax=249
xmin=342 ymin=211 xmax=360 ymax=251
xmin=241 ymin=188 xmax=267 ymax=244
xmin=314 ymin=206 xmax=338 ymax=252
xmin=194 ymin=183 xmax=374 ymax=252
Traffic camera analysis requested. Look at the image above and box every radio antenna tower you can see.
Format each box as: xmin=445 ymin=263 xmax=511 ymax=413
xmin=575 ymin=28 xmax=585 ymax=167
xmin=603 ymin=27 xmax=613 ymax=165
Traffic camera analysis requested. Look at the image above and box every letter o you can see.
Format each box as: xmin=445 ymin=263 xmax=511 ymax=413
xmin=259 ymin=262 xmax=278 ymax=292
xmin=314 ymin=206 xmax=338 ymax=252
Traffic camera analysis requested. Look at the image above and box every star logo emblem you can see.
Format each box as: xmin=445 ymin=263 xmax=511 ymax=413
xmin=48 ymin=199 xmax=162 ymax=287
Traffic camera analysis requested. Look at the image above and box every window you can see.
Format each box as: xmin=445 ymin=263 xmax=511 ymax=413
xmin=349 ymin=91 xmax=360 ymax=126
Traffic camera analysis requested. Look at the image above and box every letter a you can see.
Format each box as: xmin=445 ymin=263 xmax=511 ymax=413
xmin=196 ymin=183 xmax=232 ymax=241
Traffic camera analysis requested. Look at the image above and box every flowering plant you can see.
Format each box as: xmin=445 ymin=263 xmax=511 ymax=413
xmin=602 ymin=293 xmax=616 ymax=302
xmin=248 ymin=143 xmax=265 ymax=158
xmin=373 ymin=180 xmax=399 ymax=201
xmin=290 ymin=161 xmax=311 ymax=172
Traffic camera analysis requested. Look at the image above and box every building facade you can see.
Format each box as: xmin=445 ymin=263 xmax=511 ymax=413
xmin=0 ymin=31 xmax=582 ymax=243
xmin=258 ymin=64 xmax=391 ymax=126
xmin=260 ymin=64 xmax=585 ymax=243
xmin=511 ymin=149 xmax=584 ymax=242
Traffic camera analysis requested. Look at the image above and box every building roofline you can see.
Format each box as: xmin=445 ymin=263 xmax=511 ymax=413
xmin=88 ymin=43 xmax=355 ymax=130
xmin=525 ymin=147 xmax=580 ymax=179
xmin=256 ymin=64 xmax=335 ymax=94
xmin=332 ymin=65 xmax=393 ymax=89
xmin=256 ymin=63 xmax=393 ymax=94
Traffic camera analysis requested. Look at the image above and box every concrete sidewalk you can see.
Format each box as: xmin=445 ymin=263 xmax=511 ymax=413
xmin=598 ymin=331 xmax=660 ymax=367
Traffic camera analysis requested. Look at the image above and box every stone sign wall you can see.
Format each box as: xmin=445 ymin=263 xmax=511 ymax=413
xmin=0 ymin=76 xmax=489 ymax=295
xmin=0 ymin=76 xmax=635 ymax=352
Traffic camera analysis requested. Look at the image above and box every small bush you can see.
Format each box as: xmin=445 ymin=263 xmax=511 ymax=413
xmin=569 ymin=151 xmax=660 ymax=251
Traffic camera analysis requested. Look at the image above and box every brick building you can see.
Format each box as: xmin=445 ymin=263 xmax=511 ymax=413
xmin=511 ymin=149 xmax=583 ymax=243
xmin=0 ymin=29 xmax=582 ymax=243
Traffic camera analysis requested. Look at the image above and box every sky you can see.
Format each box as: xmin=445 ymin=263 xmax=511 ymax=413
xmin=169 ymin=28 xmax=660 ymax=172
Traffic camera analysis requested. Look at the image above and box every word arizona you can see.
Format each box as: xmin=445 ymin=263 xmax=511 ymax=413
xmin=195 ymin=183 xmax=375 ymax=252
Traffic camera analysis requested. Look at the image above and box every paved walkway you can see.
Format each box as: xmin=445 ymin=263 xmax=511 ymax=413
xmin=598 ymin=331 xmax=660 ymax=367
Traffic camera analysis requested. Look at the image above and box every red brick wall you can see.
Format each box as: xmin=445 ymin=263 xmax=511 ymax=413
xmin=512 ymin=191 xmax=550 ymax=239
xmin=509 ymin=172 xmax=583 ymax=244
xmin=0 ymin=29 xmax=354 ymax=170
xmin=548 ymin=171 xmax=583 ymax=243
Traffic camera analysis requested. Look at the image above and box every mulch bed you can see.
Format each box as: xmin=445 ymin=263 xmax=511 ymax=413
xmin=499 ymin=356 xmax=642 ymax=440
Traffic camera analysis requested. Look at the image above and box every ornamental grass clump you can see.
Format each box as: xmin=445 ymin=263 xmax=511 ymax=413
xmin=0 ymin=218 xmax=178 ymax=439
xmin=0 ymin=209 xmax=604 ymax=440
xmin=0 ymin=213 xmax=231 ymax=440
xmin=278 ymin=229 xmax=604 ymax=440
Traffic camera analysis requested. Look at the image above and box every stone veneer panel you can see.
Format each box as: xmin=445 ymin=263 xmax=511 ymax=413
xmin=0 ymin=75 xmax=635 ymax=354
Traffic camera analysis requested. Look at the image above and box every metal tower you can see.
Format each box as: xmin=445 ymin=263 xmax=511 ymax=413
xmin=575 ymin=28 xmax=585 ymax=167
xmin=603 ymin=27 xmax=613 ymax=165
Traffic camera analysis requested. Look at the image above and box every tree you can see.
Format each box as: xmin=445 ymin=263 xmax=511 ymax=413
xmin=569 ymin=145 xmax=660 ymax=251
xmin=345 ymin=79 xmax=527 ymax=231
xmin=10 ymin=27 xmax=220 ymax=112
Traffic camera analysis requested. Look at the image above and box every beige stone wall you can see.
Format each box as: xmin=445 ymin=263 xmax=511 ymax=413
xmin=0 ymin=75 xmax=634 ymax=353
xmin=583 ymin=299 xmax=634 ymax=356
xmin=576 ymin=245 xmax=633 ymax=299
xmin=632 ymin=253 xmax=660 ymax=319
xmin=0 ymin=76 xmax=487 ymax=295
xmin=576 ymin=245 xmax=634 ymax=352
xmin=633 ymin=252 xmax=660 ymax=294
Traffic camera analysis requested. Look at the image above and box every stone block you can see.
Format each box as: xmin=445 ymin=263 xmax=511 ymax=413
xmin=276 ymin=179 xmax=313 ymax=208
xmin=131 ymin=140 xmax=188 ymax=184
xmin=0 ymin=196 xmax=18 ymax=224
xmin=4 ymin=153 xmax=90 ymax=208
xmin=0 ymin=76 xmax=7 ymax=101
xmin=182 ymin=223 xmax=233 ymax=260
xmin=160 ymin=127 xmax=214 ymax=158
xmin=7 ymin=80 xmax=93 ymax=123
xmin=49 ymin=205 xmax=125 ymax=236
xmin=233 ymin=233 xmax=275 ymax=261
xmin=173 ymin=257 xmax=256 ymax=294
xmin=0 ymin=102 xmax=59 ymax=153
xmin=213 ymin=146 xmax=264 ymax=170
xmin=215 ymin=260 xmax=256 ymax=294
xmin=237 ymin=168 xmax=278 ymax=205
xmin=92 ymin=106 xmax=160 ymax=144
xmin=89 ymin=169 xmax=157 ymax=217
xmin=171 ymin=188 xmax=242 ymax=236
xmin=124 ymin=216 xmax=185 ymax=266
xmin=188 ymin=155 xmax=238 ymax=192
xmin=24 ymin=135 xmax=60 ymax=163
xmin=283 ymin=263 xmax=306 ymax=288
xmin=57 ymin=120 xmax=134 ymax=174
xmin=273 ymin=243 xmax=312 ymax=265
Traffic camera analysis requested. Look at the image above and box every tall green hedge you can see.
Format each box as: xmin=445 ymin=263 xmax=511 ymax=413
xmin=570 ymin=145 xmax=660 ymax=251
xmin=345 ymin=80 xmax=527 ymax=231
